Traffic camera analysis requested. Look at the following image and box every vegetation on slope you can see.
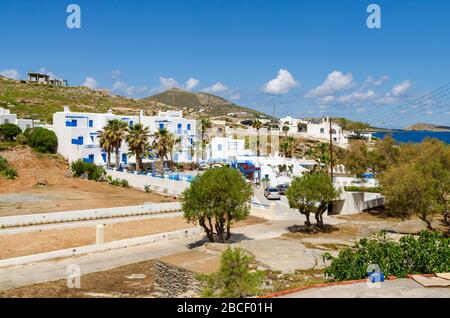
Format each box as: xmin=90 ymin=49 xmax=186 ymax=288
xmin=0 ymin=78 xmax=272 ymax=123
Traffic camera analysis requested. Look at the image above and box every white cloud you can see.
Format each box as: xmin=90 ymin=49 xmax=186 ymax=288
xmin=307 ymin=71 xmax=354 ymax=97
xmin=356 ymin=107 xmax=368 ymax=113
xmin=229 ymin=93 xmax=241 ymax=100
xmin=38 ymin=67 xmax=56 ymax=79
xmin=158 ymin=77 xmax=180 ymax=91
xmin=111 ymin=70 xmax=121 ymax=79
xmin=375 ymin=95 xmax=400 ymax=105
xmin=364 ymin=75 xmax=389 ymax=87
xmin=0 ymin=69 xmax=20 ymax=80
xmin=338 ymin=90 xmax=376 ymax=103
xmin=263 ymin=69 xmax=299 ymax=95
xmin=391 ymin=80 xmax=412 ymax=97
xmin=112 ymin=81 xmax=151 ymax=97
xmin=318 ymin=95 xmax=335 ymax=104
xmin=83 ymin=77 xmax=98 ymax=89
xmin=204 ymin=82 xmax=229 ymax=94
xmin=185 ymin=78 xmax=199 ymax=91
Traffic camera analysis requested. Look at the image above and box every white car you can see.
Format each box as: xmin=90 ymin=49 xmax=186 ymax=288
xmin=264 ymin=187 xmax=281 ymax=200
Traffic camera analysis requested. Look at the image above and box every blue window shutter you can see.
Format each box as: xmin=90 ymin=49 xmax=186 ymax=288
xmin=159 ymin=123 xmax=164 ymax=129
xmin=88 ymin=120 xmax=93 ymax=127
xmin=187 ymin=124 xmax=191 ymax=130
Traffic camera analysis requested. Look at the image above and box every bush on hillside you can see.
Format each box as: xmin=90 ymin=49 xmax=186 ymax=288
xmin=323 ymin=231 xmax=450 ymax=281
xmin=70 ymin=159 xmax=105 ymax=181
xmin=27 ymin=128 xmax=58 ymax=154
xmin=0 ymin=155 xmax=18 ymax=180
xmin=0 ymin=123 xmax=22 ymax=141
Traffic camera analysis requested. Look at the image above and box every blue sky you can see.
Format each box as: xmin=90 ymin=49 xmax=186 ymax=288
xmin=1 ymin=0 xmax=449 ymax=128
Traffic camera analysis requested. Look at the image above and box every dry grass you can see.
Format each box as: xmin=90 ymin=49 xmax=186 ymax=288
xmin=0 ymin=216 xmax=264 ymax=260
xmin=0 ymin=260 xmax=156 ymax=298
xmin=0 ymin=147 xmax=175 ymax=216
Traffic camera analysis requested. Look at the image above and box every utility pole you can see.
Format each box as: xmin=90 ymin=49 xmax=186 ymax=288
xmin=329 ymin=117 xmax=334 ymax=180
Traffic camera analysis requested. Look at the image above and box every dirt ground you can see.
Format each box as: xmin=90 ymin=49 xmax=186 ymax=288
xmin=0 ymin=147 xmax=175 ymax=216
xmin=282 ymin=211 xmax=447 ymax=246
xmin=0 ymin=216 xmax=264 ymax=260
xmin=0 ymin=260 xmax=156 ymax=298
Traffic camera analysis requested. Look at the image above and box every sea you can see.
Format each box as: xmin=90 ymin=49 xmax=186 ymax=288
xmin=373 ymin=131 xmax=450 ymax=144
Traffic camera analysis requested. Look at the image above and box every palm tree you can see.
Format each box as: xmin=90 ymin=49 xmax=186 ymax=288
xmin=282 ymin=125 xmax=290 ymax=137
xmin=200 ymin=118 xmax=211 ymax=160
xmin=151 ymin=128 xmax=180 ymax=175
xmin=280 ymin=137 xmax=296 ymax=158
xmin=126 ymin=123 xmax=150 ymax=172
xmin=252 ymin=119 xmax=263 ymax=157
xmin=97 ymin=129 xmax=112 ymax=168
xmin=105 ymin=119 xmax=129 ymax=169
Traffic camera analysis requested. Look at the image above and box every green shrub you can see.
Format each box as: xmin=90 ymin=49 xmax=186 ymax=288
xmin=15 ymin=133 xmax=27 ymax=145
xmin=0 ymin=156 xmax=18 ymax=180
xmin=27 ymin=128 xmax=58 ymax=153
xmin=70 ymin=160 xmax=105 ymax=181
xmin=198 ymin=247 xmax=264 ymax=298
xmin=323 ymin=231 xmax=450 ymax=281
xmin=120 ymin=179 xmax=129 ymax=188
xmin=0 ymin=123 xmax=21 ymax=141
xmin=344 ymin=186 xmax=382 ymax=193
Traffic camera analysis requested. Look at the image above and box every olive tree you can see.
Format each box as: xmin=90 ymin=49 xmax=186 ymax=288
xmin=181 ymin=167 xmax=253 ymax=242
xmin=286 ymin=173 xmax=340 ymax=228
xmin=380 ymin=139 xmax=450 ymax=230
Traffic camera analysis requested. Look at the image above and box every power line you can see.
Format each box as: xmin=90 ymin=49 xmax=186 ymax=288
xmin=369 ymin=83 xmax=450 ymax=125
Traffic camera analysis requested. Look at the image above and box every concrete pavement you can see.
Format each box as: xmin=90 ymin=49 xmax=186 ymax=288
xmin=278 ymin=278 xmax=450 ymax=298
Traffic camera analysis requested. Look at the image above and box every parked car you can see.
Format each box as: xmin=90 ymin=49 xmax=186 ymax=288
xmin=198 ymin=163 xmax=209 ymax=171
xmin=264 ymin=187 xmax=281 ymax=200
xmin=277 ymin=183 xmax=289 ymax=195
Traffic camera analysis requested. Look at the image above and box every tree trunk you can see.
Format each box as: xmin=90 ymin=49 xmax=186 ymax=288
xmin=135 ymin=150 xmax=141 ymax=172
xmin=199 ymin=218 xmax=214 ymax=242
xmin=304 ymin=212 xmax=312 ymax=227
xmin=107 ymin=151 xmax=111 ymax=168
xmin=226 ymin=220 xmax=231 ymax=241
xmin=419 ymin=214 xmax=434 ymax=230
xmin=215 ymin=220 xmax=225 ymax=243
xmin=115 ymin=147 xmax=120 ymax=169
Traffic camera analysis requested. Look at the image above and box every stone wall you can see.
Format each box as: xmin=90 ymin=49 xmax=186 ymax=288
xmin=154 ymin=260 xmax=203 ymax=297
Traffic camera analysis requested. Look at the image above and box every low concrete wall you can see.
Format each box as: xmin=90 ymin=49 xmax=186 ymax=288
xmin=106 ymin=170 xmax=190 ymax=196
xmin=331 ymin=192 xmax=384 ymax=215
xmin=250 ymin=203 xmax=276 ymax=220
xmin=0 ymin=202 xmax=181 ymax=228
xmin=0 ymin=226 xmax=204 ymax=268
xmin=154 ymin=260 xmax=203 ymax=297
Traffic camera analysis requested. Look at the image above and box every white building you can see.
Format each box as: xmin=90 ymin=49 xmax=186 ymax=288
xmin=53 ymin=107 xmax=198 ymax=166
xmin=306 ymin=117 xmax=347 ymax=144
xmin=235 ymin=155 xmax=318 ymax=187
xmin=279 ymin=116 xmax=348 ymax=145
xmin=279 ymin=116 xmax=307 ymax=133
xmin=0 ymin=107 xmax=45 ymax=131
xmin=210 ymin=137 xmax=252 ymax=161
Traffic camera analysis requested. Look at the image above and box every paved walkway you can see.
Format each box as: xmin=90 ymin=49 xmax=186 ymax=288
xmin=279 ymin=279 xmax=450 ymax=298
xmin=0 ymin=219 xmax=306 ymax=291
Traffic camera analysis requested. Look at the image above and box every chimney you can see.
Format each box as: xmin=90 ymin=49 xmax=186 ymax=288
xmin=63 ymin=106 xmax=70 ymax=112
